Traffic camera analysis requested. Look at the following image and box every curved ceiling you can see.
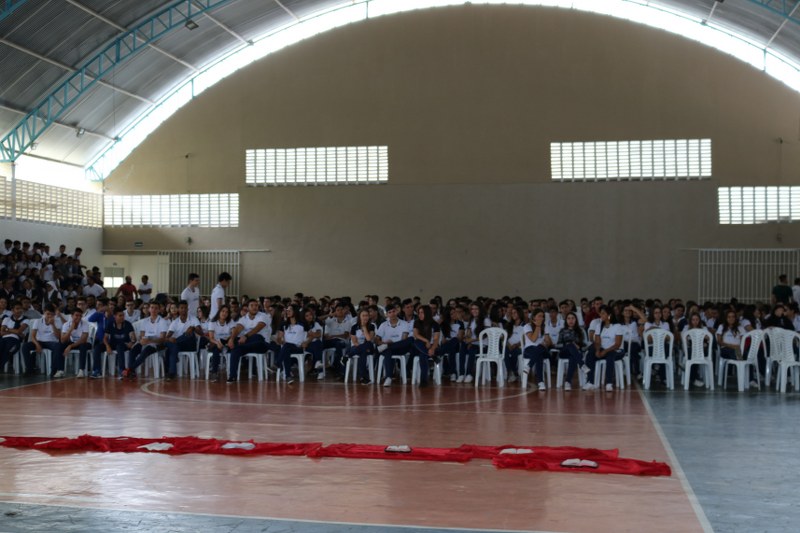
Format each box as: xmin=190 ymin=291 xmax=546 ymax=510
xmin=1 ymin=0 xmax=799 ymax=177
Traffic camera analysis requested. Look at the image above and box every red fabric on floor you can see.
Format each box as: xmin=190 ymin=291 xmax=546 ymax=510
xmin=493 ymin=452 xmax=672 ymax=476
xmin=308 ymin=443 xmax=473 ymax=462
xmin=458 ymin=444 xmax=620 ymax=460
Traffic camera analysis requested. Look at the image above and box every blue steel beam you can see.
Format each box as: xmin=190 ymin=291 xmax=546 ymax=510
xmin=0 ymin=0 xmax=29 ymax=24
xmin=0 ymin=0 xmax=236 ymax=162
xmin=744 ymin=0 xmax=800 ymax=26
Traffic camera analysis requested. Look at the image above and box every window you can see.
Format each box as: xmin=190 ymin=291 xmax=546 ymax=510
xmin=15 ymin=179 xmax=102 ymax=228
xmin=718 ymin=186 xmax=800 ymax=224
xmin=0 ymin=176 xmax=10 ymax=219
xmin=104 ymin=194 xmax=239 ymax=227
xmin=246 ymin=146 xmax=388 ymax=185
xmin=550 ymin=139 xmax=711 ymax=181
xmin=103 ymin=267 xmax=125 ymax=289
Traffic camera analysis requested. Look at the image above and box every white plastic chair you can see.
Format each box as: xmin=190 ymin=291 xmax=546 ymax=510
xmin=593 ymin=357 xmax=625 ymax=389
xmin=475 ymin=327 xmax=507 ymax=387
xmin=176 ymin=337 xmax=200 ymax=379
xmin=764 ymin=327 xmax=786 ymax=388
xmin=65 ymin=323 xmax=97 ymax=375
xmin=720 ymin=330 xmax=764 ymax=391
xmin=411 ymin=356 xmax=442 ymax=385
xmin=344 ymin=354 xmax=375 ymax=383
xmin=642 ymin=329 xmax=675 ymax=390
xmin=555 ymin=356 xmax=586 ymax=389
xmin=772 ymin=329 xmax=800 ymax=393
xmin=376 ymin=353 xmax=409 ymax=384
xmin=239 ymin=351 xmax=268 ymax=381
xmin=681 ymin=329 xmax=714 ymax=390
xmin=518 ymin=353 xmax=552 ymax=389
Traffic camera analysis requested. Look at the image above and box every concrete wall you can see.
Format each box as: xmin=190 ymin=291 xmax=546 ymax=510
xmin=102 ymin=5 xmax=800 ymax=301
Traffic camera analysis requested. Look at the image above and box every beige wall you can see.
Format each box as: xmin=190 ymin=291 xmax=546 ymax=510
xmin=102 ymin=5 xmax=800 ymax=301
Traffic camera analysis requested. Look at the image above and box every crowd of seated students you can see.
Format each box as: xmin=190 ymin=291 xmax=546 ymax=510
xmin=3 ymin=248 xmax=800 ymax=390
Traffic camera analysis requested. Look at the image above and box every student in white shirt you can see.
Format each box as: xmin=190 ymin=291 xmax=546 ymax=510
xmin=138 ymin=275 xmax=153 ymax=303
xmin=0 ymin=301 xmax=29 ymax=374
xmin=275 ymin=305 xmax=308 ymax=383
xmin=345 ymin=309 xmax=376 ymax=385
xmin=716 ymin=310 xmax=747 ymax=362
xmin=180 ymin=273 xmax=201 ymax=321
xmin=124 ymin=304 xmax=169 ymax=379
xmin=323 ymin=303 xmax=352 ymax=375
xmin=59 ymin=309 xmax=90 ymax=377
xmin=21 ymin=304 xmax=64 ymax=375
xmin=207 ymin=305 xmax=234 ymax=382
xmin=164 ymin=300 xmax=199 ymax=380
xmin=583 ymin=305 xmax=624 ymax=391
xmin=227 ymin=298 xmax=270 ymax=383
xmin=522 ymin=308 xmax=552 ymax=391
xmin=377 ymin=304 xmax=414 ymax=385
xmin=124 ymin=300 xmax=141 ymax=323
xmin=302 ymin=308 xmax=324 ymax=379
xmin=209 ymin=272 xmax=231 ymax=325
xmin=544 ymin=307 xmax=564 ymax=345
xmin=621 ymin=305 xmax=646 ymax=378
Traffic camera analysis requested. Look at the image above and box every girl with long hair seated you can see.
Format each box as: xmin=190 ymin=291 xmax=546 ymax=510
xmin=504 ymin=306 xmax=525 ymax=383
xmin=275 ymin=304 xmax=308 ymax=384
xmin=207 ymin=305 xmax=233 ymax=382
xmin=584 ymin=305 xmax=624 ymax=392
xmin=556 ymin=311 xmax=585 ymax=390
xmin=439 ymin=305 xmax=465 ymax=382
xmin=302 ymin=308 xmax=324 ymax=380
xmin=460 ymin=303 xmax=491 ymax=383
xmin=411 ymin=305 xmax=441 ymax=387
xmin=522 ymin=308 xmax=552 ymax=391
xmin=345 ymin=309 xmax=376 ymax=385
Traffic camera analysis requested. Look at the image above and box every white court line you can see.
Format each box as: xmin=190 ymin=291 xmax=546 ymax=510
xmin=0 ymin=496 xmax=566 ymax=533
xmin=636 ymin=388 xmax=714 ymax=533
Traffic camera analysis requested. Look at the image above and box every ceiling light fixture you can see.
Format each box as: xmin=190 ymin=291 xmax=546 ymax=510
xmin=185 ymin=19 xmax=199 ymax=30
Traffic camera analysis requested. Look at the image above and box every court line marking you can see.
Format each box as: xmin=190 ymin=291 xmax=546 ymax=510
xmin=0 ymin=378 xmax=73 ymax=392
xmin=0 ymin=497 xmax=567 ymax=533
xmin=636 ymin=388 xmax=714 ymax=533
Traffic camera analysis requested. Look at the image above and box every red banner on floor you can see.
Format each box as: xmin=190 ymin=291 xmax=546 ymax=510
xmin=0 ymin=435 xmax=670 ymax=477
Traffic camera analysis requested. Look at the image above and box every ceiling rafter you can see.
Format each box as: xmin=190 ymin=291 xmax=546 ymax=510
xmin=274 ymin=0 xmax=299 ymax=21
xmin=0 ymin=0 xmax=28 ymax=24
xmin=0 ymin=101 xmax=116 ymax=141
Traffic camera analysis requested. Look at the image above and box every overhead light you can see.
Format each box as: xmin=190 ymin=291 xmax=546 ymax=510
xmin=185 ymin=19 xmax=199 ymax=30
xmin=76 ymin=127 xmax=86 ymax=138
xmin=30 ymin=142 xmax=38 ymax=151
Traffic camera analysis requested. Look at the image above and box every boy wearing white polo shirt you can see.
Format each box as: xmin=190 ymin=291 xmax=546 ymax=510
xmin=227 ymin=298 xmax=270 ymax=383
xmin=124 ymin=304 xmax=169 ymax=379
xmin=164 ymin=300 xmax=199 ymax=380
xmin=180 ymin=273 xmax=201 ymax=320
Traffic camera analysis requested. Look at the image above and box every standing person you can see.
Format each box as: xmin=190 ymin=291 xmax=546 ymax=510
xmin=210 ymin=272 xmax=232 ymax=323
xmin=138 ymin=275 xmax=153 ymax=304
xmin=115 ymin=276 xmax=138 ymax=302
xmin=772 ymin=274 xmax=793 ymax=305
xmin=0 ymin=301 xmax=28 ymax=373
xmin=164 ymin=300 xmax=199 ymax=380
xmin=793 ymin=277 xmax=800 ymax=306
xmin=227 ymin=298 xmax=270 ymax=383
xmin=180 ymin=273 xmax=201 ymax=321
xmin=103 ymin=307 xmax=136 ymax=377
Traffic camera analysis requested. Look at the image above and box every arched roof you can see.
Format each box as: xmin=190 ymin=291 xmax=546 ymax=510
xmin=1 ymin=0 xmax=799 ymax=178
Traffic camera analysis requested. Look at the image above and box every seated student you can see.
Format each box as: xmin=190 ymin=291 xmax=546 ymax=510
xmin=21 ymin=304 xmax=64 ymax=375
xmin=87 ymin=298 xmax=113 ymax=378
xmin=301 ymin=308 xmax=324 ymax=379
xmin=323 ymin=303 xmax=352 ymax=374
xmin=124 ymin=300 xmax=141 ymax=323
xmin=683 ymin=312 xmax=711 ymax=387
xmin=439 ymin=305 xmax=465 ymax=381
xmin=620 ymin=305 xmax=646 ymax=379
xmin=123 ymin=304 xmax=169 ymax=379
xmin=164 ymin=300 xmax=200 ymax=380
xmin=60 ymin=308 xmax=90 ymax=377
xmin=344 ymin=309 xmax=376 ymax=385
xmin=556 ymin=312 xmax=585 ymax=390
xmin=544 ymin=306 xmax=564 ymax=346
xmin=207 ymin=305 xmax=234 ymax=382
xmin=411 ymin=304 xmax=440 ymax=387
xmin=786 ymin=303 xmax=800 ymax=332
xmin=103 ymin=307 xmax=136 ymax=377
xmin=275 ymin=304 xmax=307 ymax=384
xmin=377 ymin=304 xmax=415 ymax=386
xmin=522 ymin=308 xmax=552 ymax=391
xmin=504 ymin=306 xmax=525 ymax=383
xmin=460 ymin=303 xmax=491 ymax=383
xmin=0 ymin=301 xmax=29 ymax=373
xmin=227 ymin=298 xmax=271 ymax=383
xmin=716 ymin=310 xmax=755 ymax=387
xmin=765 ymin=303 xmax=793 ymax=330
xmin=584 ymin=305 xmax=624 ymax=392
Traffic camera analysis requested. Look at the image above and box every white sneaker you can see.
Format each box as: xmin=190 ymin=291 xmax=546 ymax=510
xmin=564 ymin=382 xmax=572 ymax=391
xmin=77 ymin=369 xmax=85 ymax=378
xmin=692 ymin=379 xmax=704 ymax=387
xmin=456 ymin=375 xmax=465 ymax=383
xmin=450 ymin=373 xmax=457 ymax=381
xmin=537 ymin=382 xmax=546 ymax=391
xmin=582 ymin=382 xmax=595 ymax=391
xmin=580 ymin=364 xmax=590 ymax=375
xmin=749 ymin=380 xmax=759 ymax=388
xmin=316 ymin=371 xmax=325 ymax=380
xmin=53 ymin=370 xmax=65 ymax=378
xmin=508 ymin=374 xmax=518 ymax=383
xmin=464 ymin=375 xmax=474 ymax=383
xmin=605 ymin=383 xmax=613 ymax=392
xmin=314 ymin=361 xmax=323 ymax=370
xmin=383 ymin=377 xmax=392 ymax=387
